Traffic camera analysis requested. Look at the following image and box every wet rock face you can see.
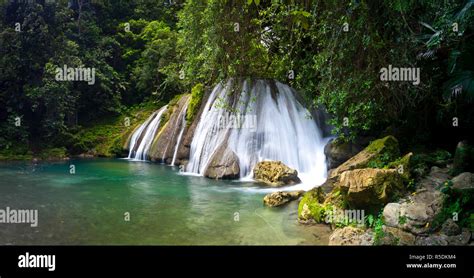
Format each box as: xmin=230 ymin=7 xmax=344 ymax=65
xmin=149 ymin=95 xmax=190 ymax=163
xmin=204 ymin=144 xmax=240 ymax=180
xmin=263 ymin=191 xmax=304 ymax=207
xmin=253 ymin=161 xmax=301 ymax=187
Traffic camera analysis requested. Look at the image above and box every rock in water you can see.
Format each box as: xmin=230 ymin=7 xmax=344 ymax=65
xmin=297 ymin=187 xmax=326 ymax=222
xmin=204 ymin=144 xmax=240 ymax=180
xmin=263 ymin=191 xmax=304 ymax=207
xmin=339 ymin=168 xmax=404 ymax=209
xmin=329 ymin=135 xmax=400 ymax=179
xmin=253 ymin=161 xmax=301 ymax=187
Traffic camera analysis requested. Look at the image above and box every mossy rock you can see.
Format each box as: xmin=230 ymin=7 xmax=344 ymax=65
xmin=453 ymin=141 xmax=474 ymax=176
xmin=330 ymin=135 xmax=400 ymax=178
xmin=298 ymin=187 xmax=326 ymax=222
xmin=186 ymin=83 xmax=204 ymax=123
xmin=387 ymin=152 xmax=413 ymax=181
xmin=365 ymin=135 xmax=400 ymax=168
xmin=37 ymin=148 xmax=68 ymax=160
xmin=469 ymin=214 xmax=474 ymax=231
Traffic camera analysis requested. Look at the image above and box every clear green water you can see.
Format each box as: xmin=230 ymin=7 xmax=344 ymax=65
xmin=0 ymin=159 xmax=330 ymax=245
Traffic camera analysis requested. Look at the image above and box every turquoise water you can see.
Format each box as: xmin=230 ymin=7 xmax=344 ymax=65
xmin=0 ymin=159 xmax=330 ymax=245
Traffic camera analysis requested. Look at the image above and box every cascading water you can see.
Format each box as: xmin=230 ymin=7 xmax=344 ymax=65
xmin=186 ymin=80 xmax=329 ymax=189
xmin=171 ymin=100 xmax=189 ymax=166
xmin=127 ymin=106 xmax=167 ymax=160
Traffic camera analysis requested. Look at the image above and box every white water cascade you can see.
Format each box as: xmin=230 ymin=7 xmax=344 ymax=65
xmin=127 ymin=106 xmax=168 ymax=160
xmin=171 ymin=100 xmax=189 ymax=166
xmin=186 ymin=80 xmax=329 ymax=189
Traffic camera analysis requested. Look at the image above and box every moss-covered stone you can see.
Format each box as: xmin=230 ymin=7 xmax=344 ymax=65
xmin=387 ymin=152 xmax=413 ymax=181
xmin=298 ymin=187 xmax=326 ymax=222
xmin=330 ymin=135 xmax=400 ymax=178
xmin=365 ymin=135 xmax=400 ymax=168
xmin=469 ymin=214 xmax=474 ymax=231
xmin=453 ymin=141 xmax=474 ymax=176
xmin=186 ymin=83 xmax=204 ymax=123
xmin=74 ymin=102 xmax=161 ymax=157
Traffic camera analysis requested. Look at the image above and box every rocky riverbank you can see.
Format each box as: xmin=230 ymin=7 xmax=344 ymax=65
xmin=262 ymin=135 xmax=474 ymax=246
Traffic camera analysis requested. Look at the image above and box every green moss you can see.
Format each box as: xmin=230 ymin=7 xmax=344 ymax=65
xmin=366 ymin=136 xmax=399 ymax=155
xmin=365 ymin=135 xmax=400 ymax=168
xmin=72 ymin=102 xmax=160 ymax=157
xmin=0 ymin=145 xmax=33 ymax=161
xmin=431 ymin=182 xmax=474 ymax=231
xmin=469 ymin=214 xmax=474 ymax=231
xmin=162 ymin=94 xmax=186 ymax=125
xmin=387 ymin=152 xmax=413 ymax=181
xmin=186 ymin=83 xmax=204 ymax=123
xmin=298 ymin=187 xmax=326 ymax=222
xmin=453 ymin=143 xmax=474 ymax=176
xmin=398 ymin=215 xmax=407 ymax=225
xmin=373 ymin=211 xmax=385 ymax=245
xmin=38 ymin=148 xmax=68 ymax=160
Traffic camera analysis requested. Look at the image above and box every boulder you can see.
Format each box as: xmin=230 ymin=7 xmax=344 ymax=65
xmin=451 ymin=172 xmax=474 ymax=191
xmin=415 ymin=229 xmax=471 ymax=246
xmin=453 ymin=141 xmax=474 ymax=175
xmin=418 ymin=166 xmax=451 ymax=191
xmin=415 ymin=235 xmax=448 ymax=246
xmin=383 ymin=203 xmax=401 ymax=228
xmin=318 ymin=178 xmax=337 ymax=195
xmin=441 ymin=219 xmax=461 ymax=236
xmin=263 ymin=190 xmax=304 ymax=207
xmin=387 ymin=152 xmax=413 ymax=180
xmin=329 ymin=135 xmax=400 ymax=178
xmin=329 ymin=226 xmax=374 ymax=246
xmin=253 ymin=161 xmax=301 ymax=187
xmin=383 ymin=190 xmax=445 ymax=235
xmin=381 ymin=226 xmax=416 ymax=245
xmin=204 ymin=144 xmax=240 ymax=179
xmin=324 ymin=137 xmax=371 ymax=169
xmin=338 ymin=168 xmax=404 ymax=209
xmin=298 ymin=187 xmax=326 ymax=222
xmin=446 ymin=229 xmax=471 ymax=245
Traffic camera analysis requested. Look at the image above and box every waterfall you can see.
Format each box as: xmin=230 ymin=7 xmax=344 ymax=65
xmin=171 ymin=100 xmax=189 ymax=166
xmin=127 ymin=106 xmax=167 ymax=160
xmin=186 ymin=80 xmax=329 ymax=188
